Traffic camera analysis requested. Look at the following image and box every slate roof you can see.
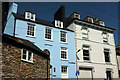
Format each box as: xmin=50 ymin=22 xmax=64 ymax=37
xmin=2 ymin=34 xmax=49 ymax=56
xmin=12 ymin=12 xmax=74 ymax=32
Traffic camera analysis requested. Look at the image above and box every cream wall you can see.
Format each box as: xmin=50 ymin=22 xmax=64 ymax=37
xmin=68 ymin=22 xmax=119 ymax=78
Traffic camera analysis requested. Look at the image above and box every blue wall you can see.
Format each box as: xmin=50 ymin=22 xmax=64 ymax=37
xmin=14 ymin=19 xmax=76 ymax=78
xmin=4 ymin=3 xmax=76 ymax=78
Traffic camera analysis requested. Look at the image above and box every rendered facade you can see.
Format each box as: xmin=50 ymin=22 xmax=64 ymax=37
xmin=116 ymin=46 xmax=120 ymax=78
xmin=4 ymin=3 xmax=76 ymax=79
xmin=3 ymin=2 xmax=119 ymax=80
xmin=67 ymin=13 xmax=119 ymax=79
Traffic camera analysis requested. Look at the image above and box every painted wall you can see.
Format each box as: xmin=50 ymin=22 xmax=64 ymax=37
xmin=4 ymin=3 xmax=76 ymax=78
xmin=4 ymin=3 xmax=18 ymax=36
xmin=68 ymin=22 xmax=119 ymax=79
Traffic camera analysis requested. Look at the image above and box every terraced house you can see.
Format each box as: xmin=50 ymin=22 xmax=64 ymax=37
xmin=3 ymin=2 xmax=119 ymax=80
xmin=4 ymin=3 xmax=76 ymax=79
xmin=66 ymin=13 xmax=119 ymax=79
xmin=51 ymin=4 xmax=119 ymax=79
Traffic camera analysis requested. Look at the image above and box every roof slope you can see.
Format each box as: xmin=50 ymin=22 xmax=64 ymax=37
xmin=2 ymin=34 xmax=49 ymax=56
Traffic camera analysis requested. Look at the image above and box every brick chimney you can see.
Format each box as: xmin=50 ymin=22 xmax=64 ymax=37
xmin=54 ymin=5 xmax=65 ymax=22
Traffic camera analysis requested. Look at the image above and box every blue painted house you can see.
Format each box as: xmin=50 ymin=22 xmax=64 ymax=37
xmin=4 ymin=3 xmax=76 ymax=79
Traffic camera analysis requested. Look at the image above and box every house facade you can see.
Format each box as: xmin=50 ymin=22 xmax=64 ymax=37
xmin=116 ymin=45 xmax=120 ymax=78
xmin=67 ymin=13 xmax=119 ymax=79
xmin=4 ymin=3 xmax=76 ymax=79
xmin=2 ymin=34 xmax=50 ymax=79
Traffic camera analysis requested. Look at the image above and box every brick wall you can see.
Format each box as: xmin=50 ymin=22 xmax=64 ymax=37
xmin=2 ymin=42 xmax=50 ymax=79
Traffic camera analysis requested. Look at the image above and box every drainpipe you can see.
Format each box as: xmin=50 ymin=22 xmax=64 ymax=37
xmin=47 ymin=56 xmax=49 ymax=80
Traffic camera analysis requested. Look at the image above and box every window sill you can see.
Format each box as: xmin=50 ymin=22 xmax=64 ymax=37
xmin=84 ymin=60 xmax=92 ymax=63
xmin=21 ymin=59 xmax=34 ymax=64
xmin=82 ymin=38 xmax=89 ymax=41
xmin=61 ymin=59 xmax=69 ymax=61
xmin=45 ymin=39 xmax=53 ymax=42
xmin=105 ymin=62 xmax=112 ymax=65
xmin=103 ymin=42 xmax=109 ymax=44
xmin=60 ymin=42 xmax=68 ymax=44
xmin=26 ymin=35 xmax=36 ymax=38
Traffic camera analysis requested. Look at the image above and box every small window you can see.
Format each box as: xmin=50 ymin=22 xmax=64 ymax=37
xmin=25 ymin=12 xmax=35 ymax=21
xmin=106 ymin=71 xmax=112 ymax=80
xmin=88 ymin=18 xmax=93 ymax=23
xmin=22 ymin=49 xmax=33 ymax=62
xmin=27 ymin=24 xmax=35 ymax=37
xmin=60 ymin=31 xmax=67 ymax=43
xmin=45 ymin=28 xmax=52 ymax=40
xmin=83 ymin=45 xmax=90 ymax=61
xmin=82 ymin=27 xmax=88 ymax=39
xmin=27 ymin=12 xmax=31 ymax=19
xmin=61 ymin=47 xmax=67 ymax=60
xmin=55 ymin=20 xmax=63 ymax=28
xmin=54 ymin=68 xmax=56 ymax=72
xmin=104 ymin=49 xmax=110 ymax=62
xmin=100 ymin=21 xmax=105 ymax=26
xmin=61 ymin=66 xmax=68 ymax=78
xmin=103 ymin=32 xmax=108 ymax=43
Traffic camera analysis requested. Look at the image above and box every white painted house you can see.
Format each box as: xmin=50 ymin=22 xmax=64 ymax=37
xmin=67 ymin=12 xmax=119 ymax=79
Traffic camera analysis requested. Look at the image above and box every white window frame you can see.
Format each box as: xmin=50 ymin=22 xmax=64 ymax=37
xmin=26 ymin=24 xmax=36 ymax=37
xmin=55 ymin=20 xmax=63 ymax=28
xmin=60 ymin=31 xmax=67 ymax=43
xmin=88 ymin=17 xmax=93 ymax=23
xmin=21 ymin=49 xmax=33 ymax=63
xmin=82 ymin=27 xmax=88 ymax=39
xmin=45 ymin=27 xmax=53 ymax=41
xmin=106 ymin=69 xmax=113 ymax=80
xmin=99 ymin=21 xmax=105 ymax=26
xmin=103 ymin=32 xmax=108 ymax=43
xmin=104 ymin=49 xmax=110 ymax=63
xmin=61 ymin=47 xmax=68 ymax=60
xmin=25 ymin=12 xmax=36 ymax=21
xmin=83 ymin=45 xmax=90 ymax=61
xmin=61 ymin=66 xmax=68 ymax=79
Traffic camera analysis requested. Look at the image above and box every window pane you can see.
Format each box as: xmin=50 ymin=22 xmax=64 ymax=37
xmin=28 ymin=51 xmax=32 ymax=61
xmin=104 ymin=49 xmax=110 ymax=62
xmin=61 ymin=48 xmax=67 ymax=59
xmin=31 ymin=14 xmax=34 ymax=19
xmin=45 ymin=28 xmax=52 ymax=39
xmin=22 ymin=49 xmax=27 ymax=60
xmin=82 ymin=27 xmax=88 ymax=38
xmin=27 ymin=24 xmax=35 ymax=36
xmin=61 ymin=66 xmax=67 ymax=74
xmin=83 ymin=46 xmax=90 ymax=61
xmin=106 ymin=71 xmax=112 ymax=80
xmin=61 ymin=32 xmax=66 ymax=42
xmin=27 ymin=12 xmax=31 ymax=19
xmin=103 ymin=33 xmax=108 ymax=42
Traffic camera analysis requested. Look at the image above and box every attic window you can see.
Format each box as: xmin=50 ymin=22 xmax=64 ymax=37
xmin=100 ymin=21 xmax=105 ymax=26
xmin=74 ymin=14 xmax=80 ymax=19
xmin=25 ymin=12 xmax=35 ymax=21
xmin=55 ymin=20 xmax=63 ymax=28
xmin=88 ymin=18 xmax=93 ymax=23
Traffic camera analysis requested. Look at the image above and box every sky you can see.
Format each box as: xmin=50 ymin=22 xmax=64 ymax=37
xmin=10 ymin=2 xmax=119 ymax=45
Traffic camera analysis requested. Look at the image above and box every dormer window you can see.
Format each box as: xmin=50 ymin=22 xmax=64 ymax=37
xmin=99 ymin=21 xmax=105 ymax=26
xmin=88 ymin=18 xmax=93 ymax=23
xmin=25 ymin=12 xmax=35 ymax=21
xmin=55 ymin=20 xmax=63 ymax=28
xmin=74 ymin=13 xmax=80 ymax=19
